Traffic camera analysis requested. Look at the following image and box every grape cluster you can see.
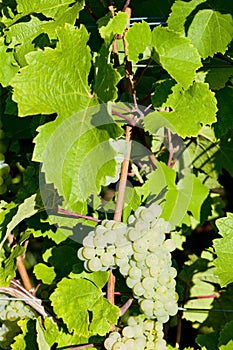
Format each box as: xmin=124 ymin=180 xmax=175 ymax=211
xmin=78 ymin=203 xmax=178 ymax=323
xmin=104 ymin=315 xmax=167 ymax=350
xmin=122 ymin=204 xmax=178 ymax=323
xmin=0 ymin=122 xmax=10 ymax=195
xmin=0 ymin=295 xmax=36 ymax=321
xmin=78 ymin=220 xmax=132 ymax=272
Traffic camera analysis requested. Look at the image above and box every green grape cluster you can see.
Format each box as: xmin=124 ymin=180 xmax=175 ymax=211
xmin=123 ymin=204 xmax=178 ymax=323
xmin=104 ymin=315 xmax=167 ymax=350
xmin=0 ymin=122 xmax=10 ymax=195
xmin=78 ymin=220 xmax=132 ymax=272
xmin=0 ymin=296 xmax=36 ymax=321
xmin=78 ymin=203 xmax=178 ymax=323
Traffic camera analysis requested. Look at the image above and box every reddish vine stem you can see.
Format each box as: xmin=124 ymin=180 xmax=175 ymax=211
xmin=8 ymin=233 xmax=33 ymax=292
xmin=54 ymin=208 xmax=101 ymax=222
xmin=106 ymin=6 xmax=133 ymax=307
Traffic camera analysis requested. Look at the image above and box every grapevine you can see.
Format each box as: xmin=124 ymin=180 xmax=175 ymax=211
xmin=0 ymin=121 xmax=10 ymax=195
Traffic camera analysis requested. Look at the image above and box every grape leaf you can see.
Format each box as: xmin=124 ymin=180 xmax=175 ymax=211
xmin=214 ymin=87 xmax=233 ymax=138
xmin=0 ymin=44 xmax=19 ymax=86
xmin=36 ymin=317 xmax=90 ymax=349
xmin=151 ymin=27 xmax=202 ymax=89
xmin=93 ymin=45 xmax=121 ymax=102
xmin=33 ymin=105 xmax=122 ymax=211
xmin=50 ymin=276 xmax=119 ymax=337
xmin=11 ymin=319 xmax=37 ymax=350
xmin=98 ymin=12 xmax=128 ymax=44
xmin=33 ymin=263 xmax=56 ymax=284
xmin=219 ymin=320 xmax=233 ymax=348
xmin=220 ymin=340 xmax=233 ymax=350
xmin=143 ymin=82 xmax=217 ymax=137
xmin=42 ymin=1 xmax=85 ymax=39
xmin=125 ymin=21 xmax=151 ymax=62
xmin=138 ymin=162 xmax=208 ymax=228
xmin=188 ymin=10 xmax=233 ymax=58
xmin=11 ymin=24 xmax=93 ymax=117
xmin=196 ymin=332 xmax=219 ymax=350
xmin=214 ymin=213 xmax=233 ymax=286
xmin=167 ymin=0 xmax=206 ymax=33
xmin=0 ymin=194 xmax=38 ymax=251
xmin=6 ymin=16 xmax=47 ymax=67
xmin=16 ymin=0 xmax=76 ymax=18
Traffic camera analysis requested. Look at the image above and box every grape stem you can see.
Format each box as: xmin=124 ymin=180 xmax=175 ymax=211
xmin=107 ymin=7 xmax=133 ymax=307
xmin=8 ymin=233 xmax=33 ymax=292
xmin=120 ymin=297 xmax=134 ymax=316
xmin=54 ymin=208 xmax=101 ymax=222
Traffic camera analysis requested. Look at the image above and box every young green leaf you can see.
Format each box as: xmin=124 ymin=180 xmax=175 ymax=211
xmin=188 ymin=10 xmax=233 ymax=58
xmin=152 ymin=26 xmax=202 ymax=89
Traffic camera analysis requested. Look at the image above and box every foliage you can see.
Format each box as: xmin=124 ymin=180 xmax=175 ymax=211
xmin=0 ymin=0 xmax=233 ymax=349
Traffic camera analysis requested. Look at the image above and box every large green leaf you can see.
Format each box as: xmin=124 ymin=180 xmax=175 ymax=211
xmin=16 ymin=0 xmax=76 ymax=18
xmin=167 ymin=0 xmax=206 ymax=33
xmin=11 ymin=24 xmax=93 ymax=117
xmin=42 ymin=1 xmax=85 ymax=39
xmin=144 ymin=82 xmax=217 ymax=137
xmin=50 ymin=275 xmax=119 ymax=337
xmin=151 ymin=27 xmax=202 ymax=89
xmin=188 ymin=10 xmax=233 ymax=58
xmin=6 ymin=16 xmax=47 ymax=66
xmin=214 ymin=213 xmax=233 ymax=287
xmin=125 ymin=21 xmax=151 ymax=62
xmin=33 ymin=105 xmax=122 ymax=211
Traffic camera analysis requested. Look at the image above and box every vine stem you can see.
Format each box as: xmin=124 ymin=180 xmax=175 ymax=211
xmin=54 ymin=208 xmax=101 ymax=222
xmin=107 ymin=126 xmax=132 ymax=305
xmin=106 ymin=6 xmax=133 ymax=307
xmin=8 ymin=233 xmax=33 ymax=292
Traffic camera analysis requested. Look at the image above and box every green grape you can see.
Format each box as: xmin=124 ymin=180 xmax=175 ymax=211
xmin=83 ymin=233 xmax=95 ymax=247
xmin=132 ymin=282 xmax=145 ymax=297
xmin=126 ymin=277 xmax=138 ymax=289
xmin=163 ymin=239 xmax=176 ymax=252
xmin=142 ymin=276 xmax=155 ymax=290
xmin=132 ymin=237 xmax=149 ymax=253
xmin=93 ymin=235 xmax=106 ymax=248
xmin=112 ymin=341 xmax=127 ymax=350
xmin=128 ymin=266 xmax=142 ymax=279
xmin=140 ymin=299 xmax=154 ymax=317
xmin=145 ymin=253 xmax=158 ymax=267
xmin=82 ymin=247 xmax=96 ymax=259
xmin=100 ymin=252 xmax=115 ymax=267
xmin=124 ymin=339 xmax=135 ymax=349
xmin=127 ymin=227 xmax=141 ymax=241
xmin=87 ymin=257 xmax=102 ymax=271
xmin=77 ymin=247 xmax=85 ymax=261
xmin=0 ymin=183 xmax=7 ymax=195
xmin=122 ymin=325 xmax=135 ymax=338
